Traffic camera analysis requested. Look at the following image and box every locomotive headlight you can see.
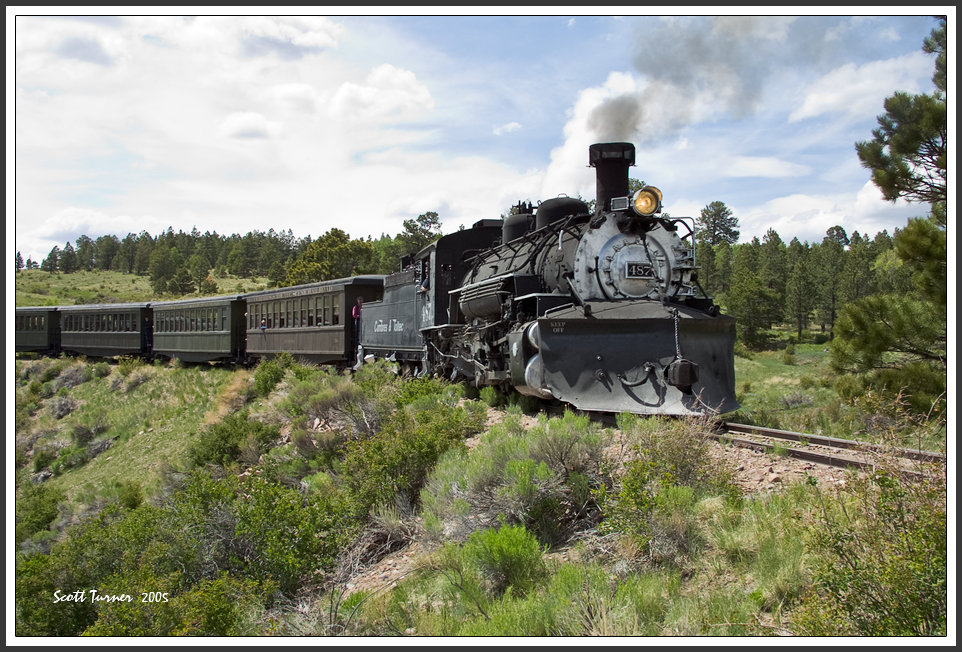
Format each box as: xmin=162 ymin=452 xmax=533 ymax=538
xmin=631 ymin=186 xmax=663 ymax=216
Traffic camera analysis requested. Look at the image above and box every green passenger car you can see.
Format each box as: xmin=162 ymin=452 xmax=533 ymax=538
xmin=151 ymin=295 xmax=247 ymax=363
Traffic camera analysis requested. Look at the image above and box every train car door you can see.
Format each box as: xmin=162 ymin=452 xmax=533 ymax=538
xmin=417 ymin=250 xmax=435 ymax=329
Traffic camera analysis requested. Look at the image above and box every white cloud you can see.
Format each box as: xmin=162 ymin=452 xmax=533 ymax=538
xmin=12 ymin=15 xmax=941 ymax=266
xmin=239 ymin=16 xmax=343 ymax=50
xmin=328 ymin=64 xmax=434 ymax=122
xmin=266 ymin=83 xmax=320 ymax=114
xmin=726 ymin=156 xmax=810 ymax=179
xmin=493 ymin=121 xmax=521 ymax=136
xmin=218 ymin=112 xmax=282 ymax=139
xmin=789 ymin=51 xmax=932 ymax=122
xmin=738 ymin=184 xmax=921 ymax=245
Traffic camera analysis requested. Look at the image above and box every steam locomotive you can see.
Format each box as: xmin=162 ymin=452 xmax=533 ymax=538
xmin=359 ymin=142 xmax=738 ymax=416
xmin=15 ymin=142 xmax=738 ymax=416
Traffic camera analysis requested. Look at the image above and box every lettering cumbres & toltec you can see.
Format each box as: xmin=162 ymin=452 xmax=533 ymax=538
xmin=373 ymin=319 xmax=405 ymax=333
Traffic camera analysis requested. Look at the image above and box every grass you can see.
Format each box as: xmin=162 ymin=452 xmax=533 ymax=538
xmin=730 ymin=339 xmax=945 ymax=451
xmin=15 ymin=268 xmax=272 ymax=306
xmin=14 ymin=330 xmax=946 ymax=636
xmin=16 ymin=357 xmax=241 ymax=505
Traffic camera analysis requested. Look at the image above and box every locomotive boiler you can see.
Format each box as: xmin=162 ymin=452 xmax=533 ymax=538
xmin=360 ymin=142 xmax=738 ymax=416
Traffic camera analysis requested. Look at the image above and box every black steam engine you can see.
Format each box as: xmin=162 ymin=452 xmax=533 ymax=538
xmin=359 ymin=142 xmax=738 ymax=416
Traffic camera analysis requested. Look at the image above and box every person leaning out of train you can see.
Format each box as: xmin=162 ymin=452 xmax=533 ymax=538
xmin=353 ymin=297 xmax=363 ymax=332
xmin=260 ymin=318 xmax=267 ymax=331
xmin=418 ymin=277 xmax=430 ymax=294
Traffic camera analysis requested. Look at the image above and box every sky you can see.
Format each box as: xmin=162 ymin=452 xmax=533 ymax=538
xmin=8 ymin=10 xmax=954 ymax=265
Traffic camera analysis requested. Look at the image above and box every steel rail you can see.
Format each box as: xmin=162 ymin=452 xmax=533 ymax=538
xmin=716 ymin=422 xmax=944 ymax=479
xmin=723 ymin=422 xmax=945 ymax=464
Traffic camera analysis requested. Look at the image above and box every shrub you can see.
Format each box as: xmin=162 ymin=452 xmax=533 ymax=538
xmin=351 ymin=358 xmax=399 ymax=396
xmin=164 ymin=470 xmax=356 ymax=596
xmin=793 ymin=466 xmax=947 ymax=636
xmin=480 ymin=385 xmax=507 ymax=408
xmin=596 ymin=414 xmax=736 ymax=562
xmin=16 ymin=481 xmax=65 ymax=545
xmin=781 ymin=392 xmax=811 ymax=408
xmin=86 ymin=362 xmax=110 ymax=378
xmin=282 ymin=370 xmax=375 ymax=435
xmin=528 ymin=411 xmax=605 ymax=478
xmin=186 ymin=412 xmax=279 ymax=468
xmin=339 ymin=397 xmax=485 ymax=515
xmin=48 ymin=395 xmax=78 ymax=419
xmin=32 ymin=448 xmax=57 ymax=472
xmin=496 ymin=459 xmax=565 ymax=544
xmin=113 ymin=480 xmax=145 ymax=510
xmin=71 ymin=424 xmax=96 ymax=447
xmin=462 ymin=524 xmax=546 ymax=597
xmin=116 ymin=356 xmax=143 ymax=378
xmin=421 ymin=410 xmax=609 ymax=546
xmin=39 ymin=358 xmax=69 ymax=383
xmin=52 ymin=363 xmax=87 ymax=391
xmin=15 ymin=503 xmax=195 ymax=636
xmin=252 ymin=359 xmax=285 ymax=397
xmin=50 ymin=445 xmax=89 ymax=476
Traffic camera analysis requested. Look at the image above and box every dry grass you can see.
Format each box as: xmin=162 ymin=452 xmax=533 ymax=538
xmin=204 ymin=369 xmax=253 ymax=425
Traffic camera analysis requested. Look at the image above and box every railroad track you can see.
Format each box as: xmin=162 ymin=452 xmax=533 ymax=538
xmin=715 ymin=422 xmax=945 ymax=478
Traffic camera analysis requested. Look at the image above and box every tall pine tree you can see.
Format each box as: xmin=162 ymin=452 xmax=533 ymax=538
xmin=832 ymin=17 xmax=947 ymax=414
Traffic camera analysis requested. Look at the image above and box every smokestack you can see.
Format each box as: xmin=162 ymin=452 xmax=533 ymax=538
xmin=589 ymin=142 xmax=635 ymax=213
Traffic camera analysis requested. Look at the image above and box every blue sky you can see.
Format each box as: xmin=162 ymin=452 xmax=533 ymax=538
xmin=8 ymin=11 xmax=953 ymax=264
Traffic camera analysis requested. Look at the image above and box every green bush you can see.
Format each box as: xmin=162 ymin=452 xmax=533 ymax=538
xmin=339 ymin=397 xmax=485 ymax=515
xmin=15 ymin=481 xmax=65 ymax=545
xmin=50 ymin=445 xmax=89 ymax=476
xmin=421 ymin=410 xmax=609 ymax=546
xmin=793 ymin=467 xmax=947 ymax=636
xmin=15 ymin=503 xmax=196 ymax=636
xmin=116 ymin=356 xmax=143 ymax=378
xmin=496 ymin=459 xmax=565 ymax=544
xmin=596 ymin=414 xmax=735 ymax=562
xmin=351 ymin=358 xmax=399 ymax=396
xmin=32 ymin=448 xmax=57 ymax=472
xmin=480 ymin=385 xmax=507 ymax=408
xmin=462 ymin=524 xmax=546 ymax=597
xmin=164 ymin=470 xmax=356 ymax=596
xmin=252 ymin=359 xmax=285 ymax=397
xmin=186 ymin=412 xmax=279 ymax=468
xmin=89 ymin=361 xmax=111 ymax=379
xmin=113 ymin=480 xmax=145 ymax=510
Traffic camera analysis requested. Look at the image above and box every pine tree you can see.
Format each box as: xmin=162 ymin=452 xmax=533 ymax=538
xmin=783 ymin=238 xmax=813 ymax=340
xmin=695 ymin=201 xmax=739 ymax=247
xmin=855 ymin=18 xmax=946 ymax=209
xmin=59 ymin=242 xmax=78 ymax=274
xmin=814 ymin=227 xmax=847 ymax=337
xmin=832 ymin=18 xmax=947 ymax=415
xmin=285 ymin=228 xmax=376 ymax=286
xmin=74 ymin=235 xmax=95 ymax=271
xmin=167 ymin=266 xmax=196 ymax=295
xmin=840 ymin=231 xmax=875 ymax=304
xmin=41 ymin=246 xmax=60 ymax=272
xmin=712 ymin=241 xmax=733 ymax=299
xmin=758 ymin=228 xmax=787 ymax=327
xmin=727 ymin=241 xmax=773 ymax=348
